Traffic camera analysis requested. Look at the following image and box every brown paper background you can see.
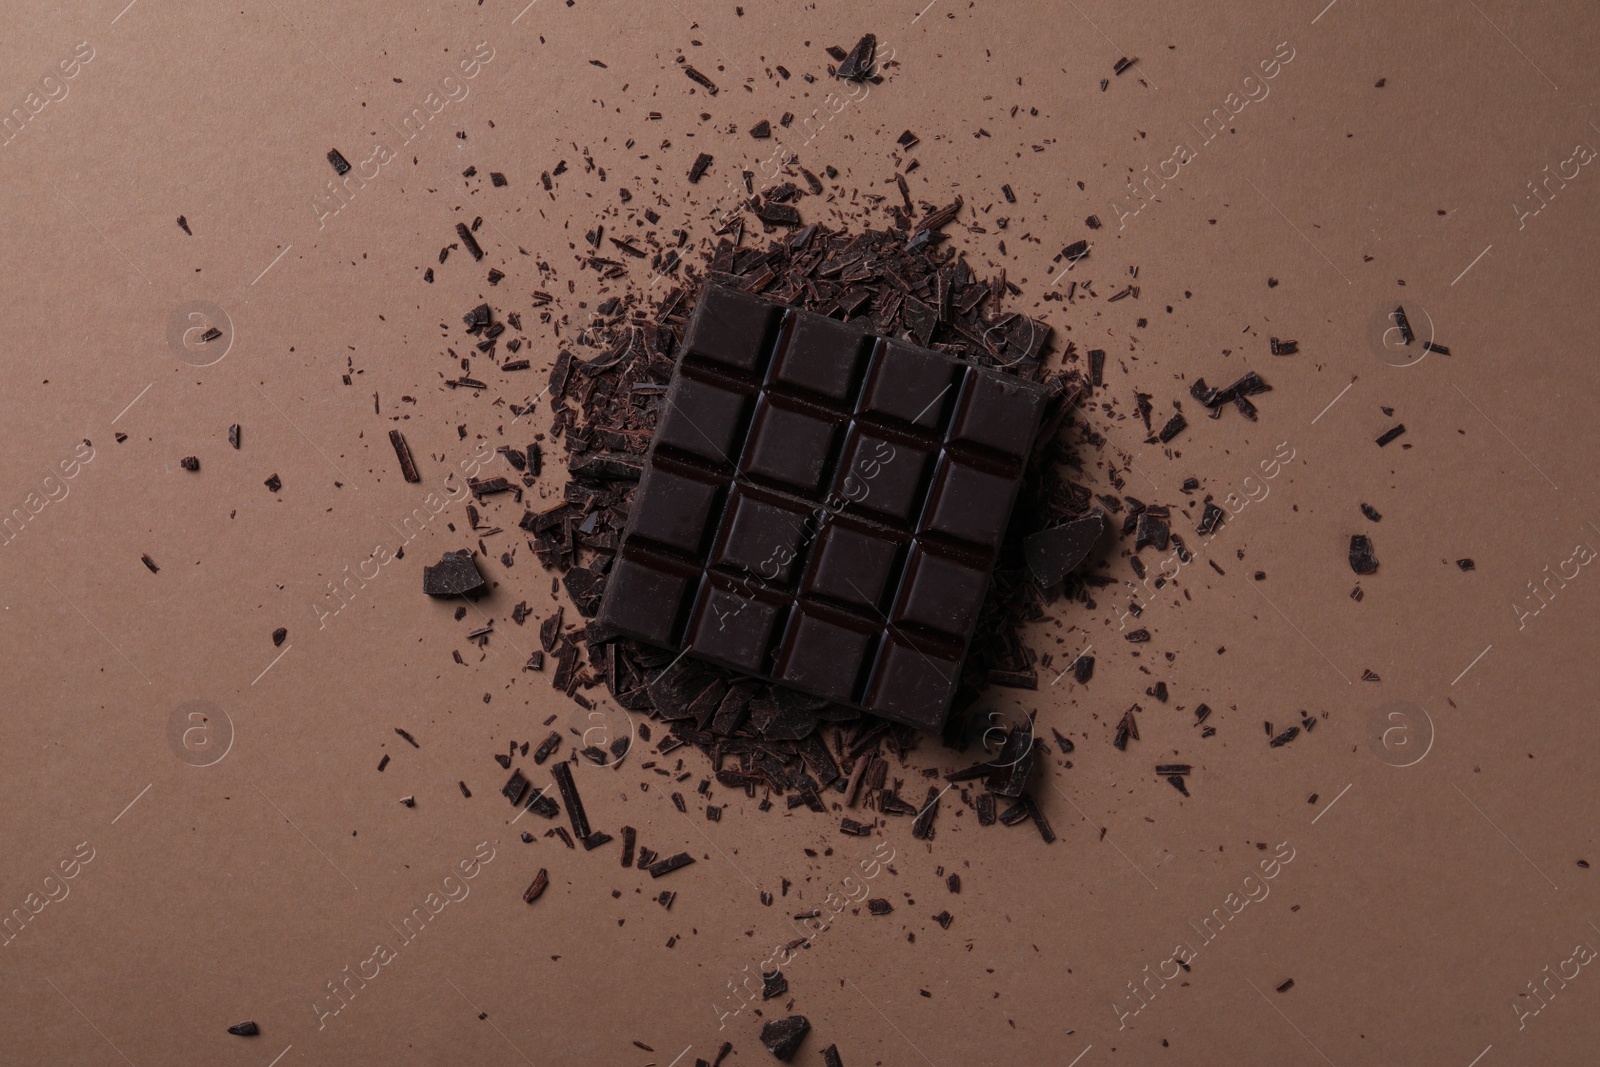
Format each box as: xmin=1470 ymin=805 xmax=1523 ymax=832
xmin=4 ymin=0 xmax=1599 ymax=1064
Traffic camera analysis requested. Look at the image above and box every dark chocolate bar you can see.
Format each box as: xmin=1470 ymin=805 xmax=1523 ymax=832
xmin=594 ymin=285 xmax=1048 ymax=730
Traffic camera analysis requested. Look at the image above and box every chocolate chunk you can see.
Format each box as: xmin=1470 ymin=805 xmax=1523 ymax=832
xmin=762 ymin=970 xmax=788 ymax=999
xmin=1270 ymin=337 xmax=1298 ymax=356
xmin=1360 ymin=503 xmax=1382 ymax=522
xmin=1025 ymin=514 xmax=1103 ymax=586
xmin=593 ymin=285 xmax=1047 ymax=732
xmin=1197 ymin=502 xmax=1225 ymax=536
xmin=835 ymin=34 xmax=876 ymax=81
xmin=750 ymin=120 xmax=772 ymax=139
xmin=1375 ymin=424 xmax=1405 ymax=447
xmin=456 ymin=222 xmax=484 ymax=261
xmin=228 ymin=424 xmax=240 ymax=449
xmin=177 ymin=216 xmax=192 ymax=235
xmin=272 ymin=627 xmax=287 ymax=646
xmin=423 ymin=550 xmax=485 ymax=596
xmin=550 ymin=761 xmax=592 ymax=842
xmin=263 ymin=473 xmax=281 ymax=492
xmin=1392 ymin=306 xmax=1414 ymax=344
xmin=503 ymin=770 xmax=529 ymax=806
xmin=327 ymin=149 xmax=351 ymax=174
xmin=523 ymin=868 xmax=549 ymax=903
xmin=227 ymin=1021 xmax=260 ymax=1036
xmin=1156 ymin=413 xmax=1186 ymax=443
xmin=986 ymin=724 xmax=1036 ymax=797
xmin=822 ymin=1045 xmax=844 ymax=1067
xmin=683 ymin=66 xmax=718 ymax=94
xmin=1456 ymin=558 xmax=1475 ymax=571
xmin=1349 ymin=534 xmax=1379 ymax=575
xmin=760 ymin=1016 xmax=811 ymax=1061
xmin=646 ymin=851 xmax=695 ymax=878
xmin=388 ymin=430 xmax=421 ymax=483
xmin=141 ymin=553 xmax=159 ymax=573
xmin=180 ymin=456 xmax=199 ymax=471
xmin=688 ymin=153 xmax=714 ymax=183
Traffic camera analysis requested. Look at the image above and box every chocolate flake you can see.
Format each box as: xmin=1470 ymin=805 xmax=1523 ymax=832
xmin=523 ymin=867 xmax=550 ymax=903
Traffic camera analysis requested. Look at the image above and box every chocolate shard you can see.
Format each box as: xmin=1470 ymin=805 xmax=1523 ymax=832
xmin=1024 ymin=514 xmax=1104 ymax=587
xmin=760 ymin=1015 xmax=811 ymax=1061
xmin=389 ymin=430 xmax=421 ymax=483
xmin=985 ymin=723 xmax=1036 ymax=798
xmin=503 ymin=769 xmax=530 ymax=806
xmin=423 ymin=550 xmax=485 ymax=596
xmin=550 ymin=761 xmax=592 ymax=842
xmin=455 ymin=222 xmax=484 ymax=261
xmin=523 ymin=868 xmax=549 ymax=903
xmin=227 ymin=1021 xmax=260 ymax=1036
xmin=327 ymin=148 xmax=351 ymax=175
xmin=646 ymin=851 xmax=695 ymax=878
xmin=835 ymin=34 xmax=877 ymax=81
xmin=1349 ymin=534 xmax=1379 ymax=575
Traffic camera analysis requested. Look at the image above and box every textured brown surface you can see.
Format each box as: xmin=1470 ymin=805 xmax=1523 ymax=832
xmin=4 ymin=1 xmax=1600 ymax=1064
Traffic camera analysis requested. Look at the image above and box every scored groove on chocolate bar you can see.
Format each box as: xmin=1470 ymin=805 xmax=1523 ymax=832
xmin=596 ymin=285 xmax=1048 ymax=730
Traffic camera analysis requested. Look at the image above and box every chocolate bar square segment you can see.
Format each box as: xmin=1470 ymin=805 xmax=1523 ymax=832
xmin=893 ymin=542 xmax=990 ymax=637
xmin=595 ymin=550 xmax=697 ymax=646
xmin=713 ymin=488 xmax=811 ymax=587
xmin=740 ymin=397 xmax=841 ymax=497
xmin=654 ymin=373 xmax=751 ymax=466
xmin=627 ymin=464 xmax=726 ymax=556
xmin=833 ymin=426 xmax=933 ymax=527
xmin=922 ymin=456 xmax=1018 ymax=550
xmin=864 ymin=633 xmax=963 ymax=730
xmin=686 ymin=577 xmax=787 ymax=674
xmin=682 ymin=285 xmax=784 ymax=376
xmin=770 ymin=313 xmax=871 ymax=405
xmin=949 ymin=373 xmax=1048 ymax=459
xmin=859 ymin=339 xmax=964 ymax=431
xmin=803 ymin=516 xmax=905 ymax=613
xmin=774 ymin=604 xmax=879 ymax=702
